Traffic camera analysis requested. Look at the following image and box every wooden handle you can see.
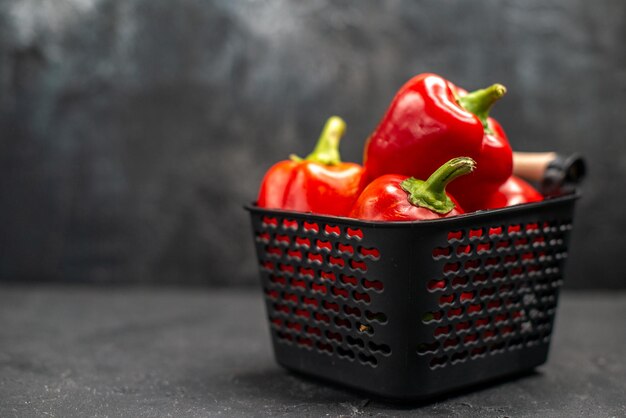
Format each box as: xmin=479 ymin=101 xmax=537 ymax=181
xmin=512 ymin=152 xmax=558 ymax=182
xmin=513 ymin=152 xmax=586 ymax=195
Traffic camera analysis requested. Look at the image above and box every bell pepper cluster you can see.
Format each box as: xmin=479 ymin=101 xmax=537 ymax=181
xmin=257 ymin=73 xmax=544 ymax=220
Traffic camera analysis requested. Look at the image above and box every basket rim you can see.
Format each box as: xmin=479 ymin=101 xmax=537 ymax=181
xmin=244 ymin=191 xmax=580 ymax=228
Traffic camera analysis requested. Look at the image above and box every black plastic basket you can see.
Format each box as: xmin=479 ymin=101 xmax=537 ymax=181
xmin=247 ymin=193 xmax=579 ymax=401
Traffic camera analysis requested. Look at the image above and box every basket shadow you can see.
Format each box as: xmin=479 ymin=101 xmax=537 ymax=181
xmin=217 ymin=363 xmax=543 ymax=410
xmin=375 ymin=368 xmax=544 ymax=408
xmin=224 ymin=365 xmax=364 ymax=404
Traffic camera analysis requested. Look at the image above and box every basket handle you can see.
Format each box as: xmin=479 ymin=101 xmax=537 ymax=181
xmin=513 ymin=152 xmax=586 ymax=195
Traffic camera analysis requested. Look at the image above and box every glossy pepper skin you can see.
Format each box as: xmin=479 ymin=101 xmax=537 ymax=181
xmin=257 ymin=116 xmax=364 ymax=217
xmin=483 ymin=175 xmax=543 ymax=210
xmin=349 ymin=157 xmax=475 ymax=221
xmin=362 ymin=73 xmax=511 ymax=211
xmin=447 ymin=87 xmax=513 ymax=212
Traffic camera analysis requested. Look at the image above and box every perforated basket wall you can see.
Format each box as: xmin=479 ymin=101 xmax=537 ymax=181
xmin=247 ymin=193 xmax=579 ymax=401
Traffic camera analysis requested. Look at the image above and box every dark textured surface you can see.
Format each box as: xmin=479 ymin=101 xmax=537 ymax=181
xmin=0 ymin=286 xmax=625 ymax=417
xmin=0 ymin=0 xmax=625 ymax=286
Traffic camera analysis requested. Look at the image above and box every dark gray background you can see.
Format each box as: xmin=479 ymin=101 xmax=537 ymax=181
xmin=0 ymin=0 xmax=624 ymax=287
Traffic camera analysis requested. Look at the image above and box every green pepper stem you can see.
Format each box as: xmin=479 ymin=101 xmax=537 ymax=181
xmin=291 ymin=116 xmax=346 ymax=165
xmin=457 ymin=84 xmax=506 ymax=134
xmin=400 ymin=157 xmax=476 ymax=214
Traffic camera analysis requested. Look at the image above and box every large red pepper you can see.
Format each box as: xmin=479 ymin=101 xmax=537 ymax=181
xmin=257 ymin=116 xmax=364 ymax=217
xmin=447 ymin=87 xmax=513 ymax=211
xmin=362 ymin=73 xmax=512 ymax=212
xmin=483 ymin=175 xmax=543 ymax=210
xmin=349 ymin=157 xmax=475 ymax=221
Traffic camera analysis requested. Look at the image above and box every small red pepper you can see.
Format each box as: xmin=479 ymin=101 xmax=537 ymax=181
xmin=257 ymin=116 xmax=364 ymax=217
xmin=483 ymin=175 xmax=543 ymax=209
xmin=349 ymin=157 xmax=475 ymax=221
xmin=362 ymin=73 xmax=511 ymax=212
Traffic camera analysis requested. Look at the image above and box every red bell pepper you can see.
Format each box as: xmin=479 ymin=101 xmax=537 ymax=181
xmin=349 ymin=157 xmax=475 ymax=221
xmin=257 ymin=116 xmax=364 ymax=217
xmin=483 ymin=175 xmax=543 ymax=209
xmin=447 ymin=87 xmax=513 ymax=211
xmin=362 ymin=73 xmax=512 ymax=212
